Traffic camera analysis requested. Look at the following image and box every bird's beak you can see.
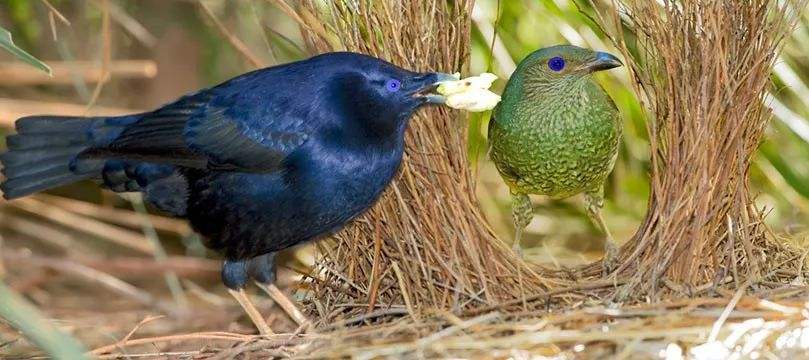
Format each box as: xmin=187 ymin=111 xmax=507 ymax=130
xmin=413 ymin=72 xmax=459 ymax=104
xmin=586 ymin=51 xmax=623 ymax=73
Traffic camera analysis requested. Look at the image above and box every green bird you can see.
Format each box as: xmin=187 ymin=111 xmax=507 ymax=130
xmin=489 ymin=45 xmax=623 ymax=273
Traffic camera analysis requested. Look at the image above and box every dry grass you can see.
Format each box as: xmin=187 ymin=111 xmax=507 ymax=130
xmin=295 ymin=293 xmax=809 ymax=359
xmin=579 ymin=0 xmax=809 ymax=301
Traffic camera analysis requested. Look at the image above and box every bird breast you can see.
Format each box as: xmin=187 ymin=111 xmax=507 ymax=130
xmin=491 ymin=86 xmax=620 ymax=198
xmin=301 ymin=140 xmax=404 ymax=220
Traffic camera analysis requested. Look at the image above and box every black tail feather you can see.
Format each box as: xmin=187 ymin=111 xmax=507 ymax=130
xmin=2 ymin=157 xmax=73 ymax=179
xmin=15 ymin=116 xmax=94 ymax=133
xmin=0 ymin=147 xmax=87 ymax=167
xmin=1 ymin=115 xmax=104 ymax=200
xmin=1 ymin=172 xmax=91 ymax=200
xmin=6 ymin=132 xmax=90 ymax=150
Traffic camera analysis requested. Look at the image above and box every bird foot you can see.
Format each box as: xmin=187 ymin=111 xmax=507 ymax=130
xmin=255 ymin=282 xmax=313 ymax=333
xmin=602 ymin=240 xmax=619 ymax=277
xmin=227 ymin=288 xmax=274 ymax=335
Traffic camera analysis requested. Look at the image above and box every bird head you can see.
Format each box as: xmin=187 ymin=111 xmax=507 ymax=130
xmin=515 ymin=45 xmax=622 ymax=90
xmin=321 ymin=52 xmax=456 ymax=136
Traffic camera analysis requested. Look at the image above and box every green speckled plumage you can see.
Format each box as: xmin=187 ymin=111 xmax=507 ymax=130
xmin=489 ymin=45 xmax=623 ymax=270
xmin=490 ymin=46 xmax=621 ymax=199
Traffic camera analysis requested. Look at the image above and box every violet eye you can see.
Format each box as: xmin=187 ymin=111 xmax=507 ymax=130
xmin=548 ymin=57 xmax=566 ymax=72
xmin=385 ymin=79 xmax=401 ymax=92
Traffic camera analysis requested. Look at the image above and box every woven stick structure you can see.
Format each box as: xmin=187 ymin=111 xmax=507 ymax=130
xmin=290 ymin=1 xmax=555 ymax=320
xmin=585 ymin=0 xmax=809 ymax=300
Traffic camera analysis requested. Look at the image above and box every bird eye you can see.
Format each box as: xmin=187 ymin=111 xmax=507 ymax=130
xmin=385 ymin=79 xmax=401 ymax=92
xmin=548 ymin=57 xmax=566 ymax=72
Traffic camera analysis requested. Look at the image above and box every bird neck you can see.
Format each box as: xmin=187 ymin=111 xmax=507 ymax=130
xmin=494 ymin=72 xmax=609 ymax=129
xmin=504 ymin=70 xmax=604 ymax=108
xmin=349 ymin=110 xmax=411 ymax=142
xmin=328 ymin=110 xmax=409 ymax=154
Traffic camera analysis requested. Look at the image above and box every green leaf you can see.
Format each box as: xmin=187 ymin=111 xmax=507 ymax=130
xmin=0 ymin=281 xmax=89 ymax=359
xmin=0 ymin=26 xmax=51 ymax=76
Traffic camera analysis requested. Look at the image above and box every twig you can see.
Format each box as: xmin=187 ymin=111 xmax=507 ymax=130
xmin=198 ymin=0 xmax=265 ymax=68
xmin=121 ymin=315 xmax=165 ymax=344
xmin=36 ymin=194 xmax=190 ymax=235
xmin=0 ymin=60 xmax=157 ymax=86
xmin=91 ymin=332 xmax=268 ymax=355
xmin=85 ymin=0 xmax=111 ymax=112
xmin=708 ymin=283 xmax=748 ymax=342
xmin=391 ymin=262 xmax=418 ymax=321
xmin=416 ymin=311 xmax=500 ymax=348
xmin=9 ymin=197 xmax=154 ymax=254
xmin=1 ymin=215 xmax=99 ymax=258
xmin=208 ymin=339 xmax=292 ymax=360
xmin=2 ymin=251 xmax=218 ymax=279
xmin=8 ymin=250 xmax=176 ymax=315
xmin=0 ymin=98 xmax=138 ymax=127
xmin=40 ymin=0 xmax=70 ymax=26
xmin=366 ymin=223 xmax=383 ymax=313
xmin=323 ymin=308 xmax=409 ymax=330
xmin=96 ymin=351 xmax=204 ymax=359
xmin=248 ymin=0 xmax=276 ymax=62
xmin=98 ymin=0 xmax=158 ymax=47
xmin=184 ymin=279 xmax=228 ymax=306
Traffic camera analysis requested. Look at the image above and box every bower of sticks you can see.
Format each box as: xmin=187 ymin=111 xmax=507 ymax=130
xmin=2 ymin=0 xmax=809 ymax=358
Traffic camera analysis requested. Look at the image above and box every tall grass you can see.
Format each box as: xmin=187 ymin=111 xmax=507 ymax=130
xmin=587 ymin=0 xmax=808 ymax=299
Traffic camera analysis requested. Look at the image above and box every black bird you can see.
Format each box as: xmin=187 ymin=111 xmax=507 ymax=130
xmin=0 ymin=52 xmax=455 ymax=332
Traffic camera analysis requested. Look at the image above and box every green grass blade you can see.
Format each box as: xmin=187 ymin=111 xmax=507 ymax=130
xmin=0 ymin=26 xmax=51 ymax=76
xmin=127 ymin=194 xmax=189 ymax=309
xmin=0 ymin=281 xmax=88 ymax=359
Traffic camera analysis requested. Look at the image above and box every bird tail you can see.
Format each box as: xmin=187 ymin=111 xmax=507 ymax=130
xmin=1 ymin=115 xmax=110 ymax=200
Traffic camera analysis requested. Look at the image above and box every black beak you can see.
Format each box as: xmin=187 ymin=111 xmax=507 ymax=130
xmin=587 ymin=51 xmax=623 ymax=72
xmin=413 ymin=72 xmax=458 ymax=104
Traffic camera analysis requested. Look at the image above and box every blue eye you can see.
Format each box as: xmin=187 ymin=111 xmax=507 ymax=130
xmin=548 ymin=57 xmax=566 ymax=72
xmin=385 ymin=79 xmax=401 ymax=92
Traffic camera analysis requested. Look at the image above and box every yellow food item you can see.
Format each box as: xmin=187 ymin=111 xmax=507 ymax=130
xmin=436 ymin=73 xmax=501 ymax=112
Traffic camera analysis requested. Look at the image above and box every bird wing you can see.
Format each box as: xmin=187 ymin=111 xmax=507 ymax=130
xmin=96 ymin=90 xmax=310 ymax=172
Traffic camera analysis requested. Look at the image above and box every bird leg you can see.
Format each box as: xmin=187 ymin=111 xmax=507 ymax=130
xmin=223 ymin=259 xmax=273 ymax=335
xmin=510 ymin=192 xmax=533 ymax=258
xmin=248 ymin=253 xmax=312 ymax=332
xmin=227 ymin=288 xmax=273 ymax=335
xmin=254 ymin=283 xmax=312 ymax=331
xmin=584 ymin=190 xmax=618 ymax=276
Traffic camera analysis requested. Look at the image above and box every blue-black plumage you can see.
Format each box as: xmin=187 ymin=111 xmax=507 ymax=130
xmin=0 ymin=52 xmax=455 ymax=289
